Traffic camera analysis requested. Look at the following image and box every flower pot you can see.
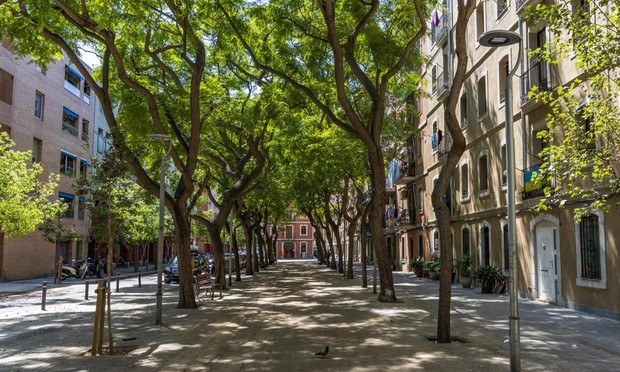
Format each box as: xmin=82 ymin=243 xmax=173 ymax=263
xmin=429 ymin=271 xmax=440 ymax=280
xmin=460 ymin=276 xmax=473 ymax=288
xmin=481 ymin=280 xmax=494 ymax=293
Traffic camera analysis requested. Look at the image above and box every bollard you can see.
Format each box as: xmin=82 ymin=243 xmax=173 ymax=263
xmin=138 ymin=270 xmax=142 ymax=287
xmin=85 ymin=280 xmax=90 ymax=300
xmin=116 ymin=274 xmax=120 ymax=293
xmin=41 ymin=281 xmax=47 ymax=310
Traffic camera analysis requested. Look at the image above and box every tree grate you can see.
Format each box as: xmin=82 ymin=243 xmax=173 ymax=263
xmin=424 ymin=335 xmax=470 ymax=343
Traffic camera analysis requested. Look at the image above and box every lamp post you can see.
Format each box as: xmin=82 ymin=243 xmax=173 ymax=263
xmin=147 ymin=134 xmax=172 ymax=326
xmin=479 ymin=29 xmax=522 ymax=372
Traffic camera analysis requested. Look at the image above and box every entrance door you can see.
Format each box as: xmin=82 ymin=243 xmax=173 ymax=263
xmin=536 ymin=227 xmax=556 ymax=302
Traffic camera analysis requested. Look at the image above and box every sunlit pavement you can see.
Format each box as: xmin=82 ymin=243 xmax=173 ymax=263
xmin=0 ymin=261 xmax=618 ymax=371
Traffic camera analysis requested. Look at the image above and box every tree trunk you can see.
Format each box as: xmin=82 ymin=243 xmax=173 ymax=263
xmin=205 ymin=222 xmax=227 ymax=290
xmin=346 ymin=221 xmax=357 ymax=279
xmin=367 ymin=145 xmax=397 ymax=302
xmin=175 ymin=208 xmax=199 ymax=307
xmin=361 ymin=219 xmax=368 ymax=288
xmin=240 ymin=220 xmax=254 ymax=276
xmin=227 ymin=223 xmax=242 ymax=282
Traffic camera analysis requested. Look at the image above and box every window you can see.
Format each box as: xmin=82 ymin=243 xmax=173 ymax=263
xmin=477 ymin=75 xmax=487 ymax=117
xmin=478 ymin=151 xmax=489 ymax=194
xmin=81 ymin=119 xmax=90 ymax=142
xmin=97 ymin=128 xmax=105 ymax=153
xmin=78 ymin=196 xmax=86 ymax=220
xmin=60 ymin=150 xmax=77 ymax=177
xmin=32 ymin=138 xmax=42 ymax=163
xmin=417 ymin=187 xmax=424 ymax=214
xmin=503 ymin=224 xmax=510 ymax=270
xmin=80 ymin=158 xmax=91 ymax=177
xmin=578 ymin=214 xmax=601 ymax=280
xmin=431 ymin=66 xmax=438 ymax=94
xmin=461 ymin=161 xmax=470 ymax=200
xmin=460 ymin=92 xmax=468 ymax=129
xmin=301 ymin=225 xmax=308 ymax=235
xmin=499 ymin=56 xmax=509 ymax=104
xmin=285 ymin=226 xmax=293 ymax=239
xmin=83 ymin=81 xmax=91 ymax=104
xmin=34 ymin=91 xmax=44 ymax=120
xmin=500 ymin=142 xmax=507 ymax=186
xmin=418 ymin=235 xmax=424 ymax=257
xmin=476 ymin=2 xmax=486 ymax=41
xmin=497 ymin=0 xmax=508 ymax=18
xmin=59 ymin=192 xmax=75 ymax=219
xmin=433 ymin=230 xmax=439 ymax=254
xmin=62 ymin=107 xmax=79 ymax=136
xmin=575 ymin=210 xmax=607 ymax=289
xmin=64 ymin=65 xmax=82 ymax=97
xmin=0 ymin=68 xmax=14 ymax=105
xmin=462 ymin=227 xmax=470 ymax=256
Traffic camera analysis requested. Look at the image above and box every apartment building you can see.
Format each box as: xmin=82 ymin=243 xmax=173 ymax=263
xmin=273 ymin=212 xmax=315 ymax=259
xmin=0 ymin=40 xmax=110 ymax=280
xmin=386 ymin=1 xmax=619 ymax=319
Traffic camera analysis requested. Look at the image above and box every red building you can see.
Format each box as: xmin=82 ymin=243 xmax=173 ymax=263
xmin=272 ymin=213 xmax=315 ymax=259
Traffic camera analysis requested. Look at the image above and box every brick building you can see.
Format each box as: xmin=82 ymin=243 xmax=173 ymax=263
xmin=0 ymin=40 xmax=107 ymax=280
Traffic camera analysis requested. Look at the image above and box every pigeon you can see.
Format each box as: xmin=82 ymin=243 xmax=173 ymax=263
xmin=315 ymin=345 xmax=329 ymax=358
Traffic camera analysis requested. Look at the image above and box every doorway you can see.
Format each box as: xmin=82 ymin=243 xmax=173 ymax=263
xmin=536 ymin=227 xmax=557 ymax=302
xmin=481 ymin=226 xmax=490 ymax=266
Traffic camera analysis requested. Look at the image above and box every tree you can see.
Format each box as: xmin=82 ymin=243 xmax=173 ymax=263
xmin=0 ymin=1 xmax=246 ymax=308
xmin=428 ymin=0 xmax=476 ymax=342
xmin=0 ymin=132 xmax=63 ymax=239
xmin=525 ymin=0 xmax=620 ymax=220
xmin=217 ymin=0 xmax=427 ymax=302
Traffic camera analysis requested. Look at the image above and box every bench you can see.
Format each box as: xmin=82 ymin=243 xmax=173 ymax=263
xmin=194 ymin=271 xmax=222 ymax=300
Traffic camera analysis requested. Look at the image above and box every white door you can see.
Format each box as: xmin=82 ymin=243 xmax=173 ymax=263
xmin=536 ymin=227 xmax=556 ymax=302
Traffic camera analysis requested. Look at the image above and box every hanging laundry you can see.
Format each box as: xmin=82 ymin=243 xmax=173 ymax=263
xmin=437 ymin=129 xmax=443 ymax=145
xmin=431 ymin=133 xmax=437 ymax=150
xmin=431 ymin=9 xmax=441 ymax=28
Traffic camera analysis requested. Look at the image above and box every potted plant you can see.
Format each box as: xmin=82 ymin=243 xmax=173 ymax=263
xmin=409 ymin=256 xmax=426 ymax=278
xmin=474 ymin=265 xmax=504 ymax=293
xmin=455 ymin=254 xmax=473 ymax=288
xmin=426 ymin=260 xmax=441 ymax=280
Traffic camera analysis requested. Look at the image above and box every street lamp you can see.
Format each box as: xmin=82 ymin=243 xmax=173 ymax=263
xmin=147 ymin=134 xmax=172 ymax=326
xmin=479 ymin=29 xmax=522 ymax=372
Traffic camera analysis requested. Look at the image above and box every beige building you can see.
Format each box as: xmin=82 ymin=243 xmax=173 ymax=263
xmin=0 ymin=40 xmax=109 ymax=280
xmin=386 ymin=1 xmax=619 ymax=319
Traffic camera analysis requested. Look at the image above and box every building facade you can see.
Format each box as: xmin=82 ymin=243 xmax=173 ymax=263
xmin=0 ymin=40 xmax=106 ymax=280
xmin=273 ymin=212 xmax=316 ymax=259
xmin=385 ymin=0 xmax=619 ymax=319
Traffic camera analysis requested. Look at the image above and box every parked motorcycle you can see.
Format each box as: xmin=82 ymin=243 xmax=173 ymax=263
xmin=60 ymin=265 xmax=77 ymax=281
xmin=74 ymin=258 xmax=107 ymax=279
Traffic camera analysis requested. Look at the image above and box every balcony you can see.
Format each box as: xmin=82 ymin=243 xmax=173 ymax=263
xmin=395 ymin=162 xmax=415 ymax=185
xmin=437 ymin=131 xmax=452 ymax=157
xmin=521 ymin=165 xmax=555 ymax=200
xmin=431 ymin=13 xmax=449 ymax=45
xmin=432 ymin=70 xmax=449 ymax=98
xmin=520 ymin=61 xmax=553 ymax=107
xmin=63 ymin=121 xmax=78 ymax=136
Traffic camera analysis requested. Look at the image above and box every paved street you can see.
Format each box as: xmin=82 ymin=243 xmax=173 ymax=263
xmin=0 ymin=261 xmax=618 ymax=371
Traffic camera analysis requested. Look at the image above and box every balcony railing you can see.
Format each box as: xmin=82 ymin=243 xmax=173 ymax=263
xmin=63 ymin=121 xmax=78 ymax=136
xmin=521 ymin=165 xmax=555 ymax=200
xmin=432 ymin=70 xmax=449 ymax=97
xmin=520 ymin=61 xmax=553 ymax=105
xmin=431 ymin=13 xmax=449 ymax=45
xmin=437 ymin=131 xmax=453 ymax=157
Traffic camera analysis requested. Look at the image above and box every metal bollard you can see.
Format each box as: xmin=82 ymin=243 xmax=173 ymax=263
xmin=85 ymin=280 xmax=90 ymax=300
xmin=41 ymin=281 xmax=47 ymax=310
xmin=116 ymin=274 xmax=120 ymax=293
xmin=138 ymin=270 xmax=142 ymax=287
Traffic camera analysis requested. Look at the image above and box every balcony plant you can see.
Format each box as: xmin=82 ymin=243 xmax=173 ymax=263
xmin=409 ymin=256 xmax=426 ymax=278
xmin=455 ymin=254 xmax=473 ymax=288
xmin=473 ymin=265 xmax=504 ymax=293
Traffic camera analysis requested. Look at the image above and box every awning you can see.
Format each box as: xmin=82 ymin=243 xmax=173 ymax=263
xmin=63 ymin=107 xmax=78 ymax=119
xmin=80 ymin=158 xmax=92 ymax=167
xmin=65 ymin=65 xmax=84 ymax=80
xmin=59 ymin=192 xmax=74 ymax=200
xmin=61 ymin=149 xmax=77 ymax=159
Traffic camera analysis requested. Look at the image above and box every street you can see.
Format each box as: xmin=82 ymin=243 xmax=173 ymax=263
xmin=0 ymin=261 xmax=618 ymax=371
